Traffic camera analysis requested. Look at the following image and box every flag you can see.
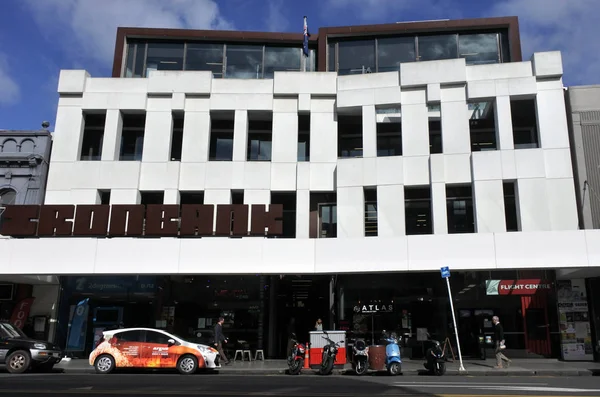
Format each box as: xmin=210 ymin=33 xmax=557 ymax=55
xmin=10 ymin=298 xmax=35 ymax=329
xmin=303 ymin=16 xmax=310 ymax=57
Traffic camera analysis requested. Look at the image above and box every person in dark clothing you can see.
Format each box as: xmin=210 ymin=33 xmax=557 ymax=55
xmin=493 ymin=316 xmax=511 ymax=368
xmin=213 ymin=317 xmax=230 ymax=365
xmin=286 ymin=318 xmax=296 ymax=357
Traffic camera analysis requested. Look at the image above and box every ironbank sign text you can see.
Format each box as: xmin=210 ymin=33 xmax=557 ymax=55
xmin=0 ymin=204 xmax=283 ymax=238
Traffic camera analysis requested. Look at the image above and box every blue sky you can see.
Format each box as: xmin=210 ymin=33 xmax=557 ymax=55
xmin=0 ymin=0 xmax=598 ymax=131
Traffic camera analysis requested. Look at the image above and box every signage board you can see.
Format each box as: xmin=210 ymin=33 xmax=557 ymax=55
xmin=0 ymin=204 xmax=283 ymax=238
xmin=440 ymin=267 xmax=450 ymax=278
xmin=485 ymin=279 xmax=552 ymax=295
xmin=353 ymin=303 xmax=393 ymax=314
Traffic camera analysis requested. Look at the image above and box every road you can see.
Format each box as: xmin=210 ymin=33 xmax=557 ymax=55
xmin=0 ymin=373 xmax=600 ymax=396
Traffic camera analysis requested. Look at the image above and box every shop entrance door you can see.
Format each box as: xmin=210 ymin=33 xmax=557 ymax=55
xmin=587 ymin=278 xmax=600 ymax=362
xmin=521 ymin=295 xmax=551 ymax=357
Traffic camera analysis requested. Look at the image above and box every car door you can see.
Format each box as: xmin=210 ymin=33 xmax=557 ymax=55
xmin=141 ymin=330 xmax=178 ymax=368
xmin=111 ymin=330 xmax=143 ymax=368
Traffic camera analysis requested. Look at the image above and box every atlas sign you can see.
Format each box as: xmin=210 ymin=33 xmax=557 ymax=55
xmin=486 ymin=279 xmax=553 ymax=296
xmin=0 ymin=204 xmax=283 ymax=238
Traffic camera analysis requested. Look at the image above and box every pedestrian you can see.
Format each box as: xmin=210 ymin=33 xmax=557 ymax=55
xmin=492 ymin=316 xmax=511 ymax=369
xmin=214 ymin=317 xmax=230 ymax=365
xmin=314 ymin=318 xmax=323 ymax=331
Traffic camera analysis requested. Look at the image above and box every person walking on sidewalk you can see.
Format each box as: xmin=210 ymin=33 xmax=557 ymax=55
xmin=214 ymin=317 xmax=230 ymax=365
xmin=493 ymin=316 xmax=511 ymax=369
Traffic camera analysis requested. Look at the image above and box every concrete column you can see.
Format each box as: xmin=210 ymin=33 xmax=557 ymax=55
xmin=181 ymin=111 xmax=210 ymax=162
xmin=377 ymin=185 xmax=405 ymax=236
xmin=401 ymin=104 xmax=429 ymax=156
xmin=53 ymin=106 xmax=84 ymax=162
xmin=494 ymin=96 xmax=514 ymax=150
xmin=473 ymin=180 xmax=506 ymax=233
xmin=233 ymin=110 xmax=248 ymax=161
xmin=272 ymin=112 xmax=298 ymax=163
xmin=431 ymin=182 xmax=448 ymax=234
xmin=362 ymin=105 xmax=377 ymax=158
xmin=336 ymin=186 xmax=364 ymax=238
xmin=296 ymin=190 xmax=310 ymax=238
xmin=101 ymin=109 xmax=123 ymax=161
xmin=142 ymin=111 xmax=173 ymax=162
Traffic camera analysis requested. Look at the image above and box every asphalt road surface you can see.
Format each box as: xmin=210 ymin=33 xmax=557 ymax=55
xmin=1 ymin=373 xmax=600 ymax=397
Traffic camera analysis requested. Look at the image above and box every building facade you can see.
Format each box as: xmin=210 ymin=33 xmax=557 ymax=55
xmin=1 ymin=17 xmax=598 ymax=360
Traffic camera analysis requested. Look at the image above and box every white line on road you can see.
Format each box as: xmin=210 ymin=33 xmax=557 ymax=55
xmin=394 ymin=382 xmax=545 ymax=386
xmin=394 ymin=383 xmax=600 ymax=393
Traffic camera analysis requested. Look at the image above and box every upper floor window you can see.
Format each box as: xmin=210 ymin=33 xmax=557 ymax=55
xmin=120 ymin=113 xmax=145 ymax=161
xmin=0 ymin=189 xmax=17 ymax=206
xmin=146 ymin=43 xmax=184 ymax=74
xmin=511 ymin=98 xmax=539 ymax=149
xmin=80 ymin=113 xmax=106 ymax=161
xmin=209 ymin=112 xmax=234 ymax=161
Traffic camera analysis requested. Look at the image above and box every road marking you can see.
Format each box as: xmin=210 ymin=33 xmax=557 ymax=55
xmin=70 ymin=387 xmax=93 ymax=390
xmin=395 ymin=384 xmax=600 ymax=393
xmin=395 ymin=381 xmax=544 ymax=386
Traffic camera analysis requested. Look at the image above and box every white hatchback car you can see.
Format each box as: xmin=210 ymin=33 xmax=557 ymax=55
xmin=89 ymin=328 xmax=220 ymax=374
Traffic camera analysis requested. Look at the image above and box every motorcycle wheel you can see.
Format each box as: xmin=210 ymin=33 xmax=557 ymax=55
xmin=319 ymin=358 xmax=334 ymax=375
xmin=288 ymin=359 xmax=303 ymax=375
xmin=354 ymin=360 xmax=368 ymax=376
xmin=435 ymin=363 xmax=446 ymax=376
xmin=387 ymin=362 xmax=401 ymax=376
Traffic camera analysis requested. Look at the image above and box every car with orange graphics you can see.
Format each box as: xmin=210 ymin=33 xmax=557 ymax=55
xmin=89 ymin=328 xmax=221 ymax=375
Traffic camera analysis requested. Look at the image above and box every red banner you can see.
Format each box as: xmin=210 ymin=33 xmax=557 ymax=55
xmin=10 ymin=298 xmax=35 ymax=329
xmin=486 ymin=280 xmax=552 ymax=296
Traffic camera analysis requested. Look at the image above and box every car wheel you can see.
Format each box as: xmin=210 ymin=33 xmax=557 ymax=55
xmin=94 ymin=354 xmax=115 ymax=374
xmin=6 ymin=350 xmax=31 ymax=374
xmin=177 ymin=355 xmax=198 ymax=375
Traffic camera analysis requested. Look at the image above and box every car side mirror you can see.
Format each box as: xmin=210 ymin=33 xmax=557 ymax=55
xmin=168 ymin=339 xmax=176 ymax=346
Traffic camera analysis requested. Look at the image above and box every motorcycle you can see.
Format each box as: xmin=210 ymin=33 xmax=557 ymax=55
xmin=286 ymin=333 xmax=306 ymax=375
xmin=381 ymin=331 xmax=402 ymax=376
xmin=319 ymin=331 xmax=342 ymax=375
xmin=352 ymin=339 xmax=369 ymax=376
xmin=424 ymin=340 xmax=446 ymax=376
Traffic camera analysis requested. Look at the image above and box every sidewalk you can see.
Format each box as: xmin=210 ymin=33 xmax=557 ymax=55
xmin=55 ymin=357 xmax=600 ymax=376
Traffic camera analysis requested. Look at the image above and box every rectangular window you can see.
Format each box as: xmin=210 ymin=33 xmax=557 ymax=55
xmin=405 ymin=187 xmax=432 ymax=235
xmin=328 ymin=42 xmax=336 ymax=72
xmin=459 ymin=33 xmax=500 ymax=65
xmin=511 ymin=99 xmax=539 ymax=149
xmin=140 ymin=191 xmax=164 ymax=205
xmin=298 ymin=114 xmax=310 ymax=161
xmin=225 ymin=45 xmax=263 ymax=79
xmin=185 ymin=43 xmax=224 ymax=77
xmin=98 ymin=190 xmax=111 ymax=205
xmin=170 ymin=112 xmax=184 ymax=161
xmin=310 ymin=193 xmax=337 ymax=238
xmin=418 ymin=34 xmax=458 ymax=62
xmin=469 ymin=101 xmax=497 ymax=151
xmin=376 ymin=122 xmax=402 ymax=156
xmin=377 ymin=36 xmax=416 ymax=72
xmin=247 ymin=113 xmax=272 ymax=161
xmin=180 ymin=191 xmax=204 ymax=205
xmin=125 ymin=43 xmax=135 ymax=77
xmin=338 ymin=115 xmax=363 ymax=158
xmin=119 ymin=113 xmax=146 ymax=161
xmin=145 ymin=42 xmax=184 ymax=76
xmin=503 ymin=182 xmax=519 ymax=232
xmin=364 ymin=188 xmax=378 ymax=237
xmin=231 ymin=190 xmax=244 ymax=205
xmin=337 ymin=39 xmax=375 ymax=75
xmin=446 ymin=185 xmax=474 ymax=234
xmin=264 ymin=47 xmax=302 ymax=78
xmin=80 ymin=113 xmax=106 ymax=161
xmin=134 ymin=43 xmax=146 ymax=77
xmin=209 ymin=112 xmax=234 ymax=161
xmin=271 ymin=192 xmax=296 ymax=238
xmin=429 ymin=120 xmax=443 ymax=154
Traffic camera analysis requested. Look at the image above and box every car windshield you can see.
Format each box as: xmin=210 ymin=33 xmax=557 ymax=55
xmin=0 ymin=323 xmax=27 ymax=339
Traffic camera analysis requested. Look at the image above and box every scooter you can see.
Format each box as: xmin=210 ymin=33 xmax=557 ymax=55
xmin=319 ymin=331 xmax=342 ymax=375
xmin=286 ymin=333 xmax=306 ymax=375
xmin=382 ymin=331 xmax=402 ymax=376
xmin=424 ymin=340 xmax=446 ymax=376
xmin=352 ymin=339 xmax=369 ymax=376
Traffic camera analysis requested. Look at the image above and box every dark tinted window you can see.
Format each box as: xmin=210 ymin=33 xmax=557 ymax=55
xmin=418 ymin=34 xmax=458 ymax=62
xmin=115 ymin=330 xmax=143 ymax=342
xmin=145 ymin=331 xmax=171 ymax=345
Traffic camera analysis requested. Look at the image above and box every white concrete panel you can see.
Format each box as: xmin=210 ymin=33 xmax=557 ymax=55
xmin=8 ymin=239 xmax=97 ymax=274
xmin=403 ymin=156 xmax=430 ymax=186
xmin=315 ymin=237 xmax=409 ymax=273
xmin=262 ymin=239 xmax=316 ymax=273
xmin=544 ymin=148 xmax=573 ymax=179
xmin=337 ymin=88 xmax=375 ymax=108
xmin=46 ymin=162 xmax=73 ymax=191
xmin=515 ymin=148 xmax=546 ymax=178
xmin=441 ymin=101 xmax=470 ymax=154
xmin=473 ymin=180 xmax=506 ymax=233
xmin=147 ymin=70 xmax=212 ymax=94
xmin=338 ymin=72 xmax=399 ymax=91
xmin=164 ymin=189 xmax=180 ymax=204
xmin=271 ymin=163 xmax=297 ymax=191
xmin=101 ymin=109 xmax=123 ymax=161
xmin=531 ymin=51 xmax=563 ymax=78
xmin=52 ymin=106 xmax=84 ymax=162
xmin=586 ymin=231 xmax=600 ymax=268
xmin=505 ymin=77 xmax=537 ymax=97
xmin=274 ymin=72 xmax=337 ymax=95
xmin=82 ymin=92 xmax=147 ymax=111
xmin=99 ymin=162 xmax=140 ymax=189
xmin=43 ymin=191 xmax=72 ymax=204
xmin=377 ymin=185 xmax=405 ymax=237
xmin=58 ymin=70 xmax=89 ymax=94
xmin=408 ymin=233 xmax=496 ymax=270
xmin=244 ymin=190 xmax=270 ymax=204
xmin=495 ymin=231 xmax=587 ymax=269
xmin=431 ymin=182 xmax=448 ymax=234
xmin=203 ymin=189 xmax=231 ymax=204
xmin=494 ymin=96 xmax=514 ymax=150
xmin=296 ymin=162 xmax=310 ymax=190
xmin=310 ymin=111 xmax=337 ymax=163
xmin=58 ymin=95 xmax=83 ymax=107
xmin=401 ymin=103 xmax=429 ymax=156
xmin=467 ymin=61 xmax=533 ymax=81
xmin=179 ymin=239 xmax=263 ymax=274
xmin=440 ymin=85 xmax=466 ymax=102
xmin=362 ymin=105 xmax=377 ymax=158
xmin=139 ymin=162 xmax=180 ymax=190
xmin=430 ymin=154 xmax=445 ymax=183
xmin=184 ymin=97 xmax=210 ymax=112
xmin=171 ymin=93 xmax=185 ymax=110
xmin=444 ymin=154 xmax=472 ymax=184
xmin=374 ymin=87 xmax=402 ymax=105
xmin=311 ymin=98 xmax=336 ymax=114
xmin=376 ymin=156 xmax=403 ymax=186
xmin=472 ymin=151 xmax=503 ymax=181
xmin=70 ymin=161 xmax=102 ymax=190
xmin=205 ymin=162 xmax=233 ymax=189
xmin=110 ymin=189 xmax=140 ymax=204
xmin=210 ymin=94 xmax=273 ymax=111
xmin=273 ymin=98 xmax=298 ymax=113
xmin=517 ymin=178 xmax=551 ymax=231
xmin=336 ymin=187 xmax=364 ymax=238
xmin=85 ymin=78 xmax=148 ymax=93
xmin=546 ymin=178 xmax=579 ymax=231
xmin=537 ymin=89 xmax=570 ymax=149
xmin=298 ymin=94 xmax=311 ymax=112
xmin=400 ymin=88 xmax=427 ymax=105
xmin=212 ymin=79 xmax=272 ymax=95
xmin=427 ymin=83 xmax=441 ymax=103
xmin=244 ymin=162 xmax=271 ymax=190
xmin=501 ymin=150 xmax=517 ymax=179
xmin=146 ymin=96 xmax=173 ymax=112
xmin=296 ymin=190 xmax=310 ymax=239
xmin=271 ymin=112 xmax=298 ymax=162
xmin=363 ymin=157 xmax=377 ymax=187
xmin=337 ymin=159 xmax=363 ymax=188
xmin=95 ymin=239 xmax=181 ymax=274
xmin=232 ymin=110 xmax=248 ymax=162
xmin=536 ymin=78 xmax=564 ymax=92
xmin=179 ymin=163 xmax=207 ymax=191
xmin=181 ymin=111 xmax=210 ymax=162
xmin=71 ymin=189 xmax=101 ymax=205
xmin=401 ymin=58 xmax=466 ymax=87
xmin=310 ymin=163 xmax=336 ymax=191
xmin=142 ymin=111 xmax=173 ymax=162
xmin=467 ymin=80 xmax=496 ymax=100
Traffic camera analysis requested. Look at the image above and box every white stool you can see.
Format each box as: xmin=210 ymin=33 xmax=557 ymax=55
xmin=254 ymin=350 xmax=264 ymax=361
xmin=233 ymin=350 xmax=244 ymax=361
xmin=243 ymin=350 xmax=252 ymax=361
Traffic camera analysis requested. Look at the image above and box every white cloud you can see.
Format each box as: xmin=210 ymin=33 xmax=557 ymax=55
xmin=490 ymin=0 xmax=600 ymax=85
xmin=0 ymin=54 xmax=20 ymax=106
xmin=23 ymin=0 xmax=234 ymax=68
xmin=266 ymin=0 xmax=290 ymax=32
xmin=324 ymin=0 xmax=459 ymax=23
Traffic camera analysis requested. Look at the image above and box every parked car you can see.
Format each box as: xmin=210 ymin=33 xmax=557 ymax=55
xmin=89 ymin=327 xmax=221 ymax=375
xmin=0 ymin=321 xmax=62 ymax=374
